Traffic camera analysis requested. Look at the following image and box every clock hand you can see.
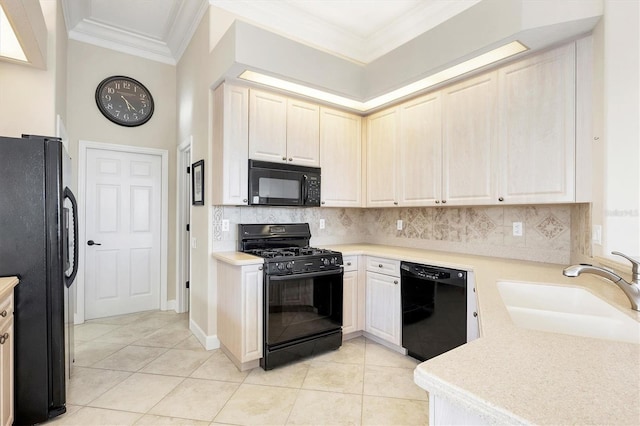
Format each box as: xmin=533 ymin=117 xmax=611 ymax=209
xmin=120 ymin=95 xmax=137 ymax=112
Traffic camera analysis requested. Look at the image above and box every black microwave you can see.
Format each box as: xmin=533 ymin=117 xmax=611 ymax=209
xmin=248 ymin=160 xmax=321 ymax=207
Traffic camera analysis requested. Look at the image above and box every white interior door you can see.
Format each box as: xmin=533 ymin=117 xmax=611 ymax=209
xmin=84 ymin=147 xmax=162 ymax=319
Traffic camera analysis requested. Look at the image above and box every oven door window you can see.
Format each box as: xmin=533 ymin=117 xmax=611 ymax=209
xmin=266 ymin=271 xmax=343 ymax=347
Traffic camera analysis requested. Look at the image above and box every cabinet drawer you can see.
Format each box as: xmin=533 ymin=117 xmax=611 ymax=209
xmin=0 ymin=293 xmax=12 ymax=328
xmin=343 ymin=256 xmax=358 ymax=272
xmin=366 ymin=256 xmax=400 ymax=276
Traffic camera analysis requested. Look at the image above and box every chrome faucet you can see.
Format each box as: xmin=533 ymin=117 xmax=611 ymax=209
xmin=563 ymin=251 xmax=640 ymax=311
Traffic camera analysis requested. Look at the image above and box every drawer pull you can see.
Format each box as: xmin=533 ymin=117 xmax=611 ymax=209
xmin=346 ymin=262 xmax=351 ymax=266
xmin=378 ymin=264 xmax=383 ymax=268
xmin=394 ymin=280 xmax=398 ymax=285
xmin=0 ymin=310 xmax=7 ymax=318
xmin=0 ymin=332 xmax=8 ymax=344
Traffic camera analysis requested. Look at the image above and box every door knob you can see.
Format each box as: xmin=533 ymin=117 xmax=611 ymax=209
xmin=87 ymin=240 xmax=102 ymax=246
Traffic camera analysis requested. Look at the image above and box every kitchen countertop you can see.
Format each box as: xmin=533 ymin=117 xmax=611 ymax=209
xmin=212 ymin=244 xmax=640 ymax=424
xmin=0 ymin=276 xmax=19 ymax=298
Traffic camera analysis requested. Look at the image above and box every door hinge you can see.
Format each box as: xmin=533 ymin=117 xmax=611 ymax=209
xmin=186 ymin=224 xmax=190 ymax=232
xmin=187 ymin=166 xmax=190 ymax=174
xmin=186 ymin=281 xmax=190 ymax=289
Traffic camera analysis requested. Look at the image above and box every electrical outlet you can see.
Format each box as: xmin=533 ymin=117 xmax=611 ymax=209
xmin=397 ymin=219 xmax=403 ymax=231
xmin=222 ymin=219 xmax=229 ymax=232
xmin=319 ymin=219 xmax=325 ymax=230
xmin=592 ymin=224 xmax=602 ymax=245
xmin=512 ymin=222 xmax=523 ymax=237
xmin=191 ymin=237 xmax=197 ymax=249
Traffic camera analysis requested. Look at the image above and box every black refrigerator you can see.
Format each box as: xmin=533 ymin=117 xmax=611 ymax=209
xmin=0 ymin=135 xmax=78 ymax=425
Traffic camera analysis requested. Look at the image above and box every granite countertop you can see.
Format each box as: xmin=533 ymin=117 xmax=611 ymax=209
xmin=0 ymin=276 xmax=19 ymax=298
xmin=212 ymin=244 xmax=640 ymax=423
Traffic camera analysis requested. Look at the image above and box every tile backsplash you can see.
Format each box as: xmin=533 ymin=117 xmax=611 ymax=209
xmin=212 ymin=204 xmax=591 ymax=264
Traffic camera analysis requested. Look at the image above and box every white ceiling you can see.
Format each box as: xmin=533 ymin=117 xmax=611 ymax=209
xmin=61 ymin=0 xmax=481 ymax=65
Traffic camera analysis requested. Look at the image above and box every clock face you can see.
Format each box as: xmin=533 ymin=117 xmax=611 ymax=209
xmin=95 ymin=76 xmax=154 ymax=127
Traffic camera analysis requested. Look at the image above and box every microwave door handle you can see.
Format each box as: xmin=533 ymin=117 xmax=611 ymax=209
xmin=302 ymin=174 xmax=308 ymax=204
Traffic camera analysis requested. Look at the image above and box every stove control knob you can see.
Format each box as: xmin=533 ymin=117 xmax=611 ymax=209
xmin=322 ymin=258 xmax=330 ymax=266
xmin=330 ymin=257 xmax=336 ymax=265
xmin=286 ymin=262 xmax=293 ymax=270
xmin=277 ymin=263 xmax=285 ymax=271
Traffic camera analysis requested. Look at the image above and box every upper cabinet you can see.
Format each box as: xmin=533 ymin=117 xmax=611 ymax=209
xmin=441 ymin=72 xmax=498 ymax=206
xmin=212 ymin=83 xmax=249 ymax=206
xmin=366 ymin=107 xmax=399 ymax=207
xmin=497 ymin=43 xmax=576 ymax=204
xmin=320 ymin=107 xmax=363 ymax=207
xmin=249 ymin=89 xmax=320 ymax=167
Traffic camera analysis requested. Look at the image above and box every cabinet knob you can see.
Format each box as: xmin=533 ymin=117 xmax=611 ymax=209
xmin=393 ymin=202 xmax=398 ymax=206
xmin=394 ymin=280 xmax=398 ymax=285
xmin=378 ymin=264 xmax=383 ymax=268
xmin=258 ymin=266 xmax=263 ymax=271
xmin=288 ymin=158 xmax=293 ymax=162
xmin=498 ymin=197 xmax=504 ymax=202
xmin=473 ymin=312 xmax=478 ymax=317
xmin=0 ymin=332 xmax=8 ymax=344
xmin=435 ymin=200 xmax=440 ymax=204
xmin=0 ymin=310 xmax=6 ymax=318
xmin=347 ymin=262 xmax=352 ymax=266
xmin=441 ymin=200 xmax=447 ymax=204
xmin=321 ymin=201 xmax=325 ymax=205
xmin=282 ymin=157 xmax=287 ymax=161
xmin=243 ymin=199 xmax=248 ymax=203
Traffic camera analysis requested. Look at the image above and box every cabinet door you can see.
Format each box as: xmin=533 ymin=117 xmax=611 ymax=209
xmin=365 ymin=271 xmax=401 ymax=346
xmin=242 ymin=264 xmax=263 ymax=362
xmin=249 ymin=90 xmax=287 ymax=163
xmin=342 ymin=270 xmax=358 ymax=335
xmin=366 ymin=107 xmax=399 ymax=207
xmin=212 ymin=84 xmax=249 ymax=205
xmin=0 ymin=314 xmax=13 ymax=426
xmin=287 ymin=99 xmax=320 ymax=166
xmin=498 ymin=44 xmax=576 ymax=203
xmin=398 ymin=92 xmax=442 ymax=206
xmin=320 ymin=107 xmax=362 ymax=207
xmin=442 ymin=72 xmax=498 ymax=205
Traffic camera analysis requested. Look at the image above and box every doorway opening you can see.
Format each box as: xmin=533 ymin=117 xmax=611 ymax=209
xmin=176 ymin=138 xmax=192 ymax=314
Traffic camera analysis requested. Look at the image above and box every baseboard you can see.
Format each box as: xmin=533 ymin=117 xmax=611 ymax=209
xmin=165 ymin=299 xmax=176 ymax=312
xmin=189 ymin=318 xmax=221 ymax=350
xmin=362 ymin=332 xmax=407 ymax=355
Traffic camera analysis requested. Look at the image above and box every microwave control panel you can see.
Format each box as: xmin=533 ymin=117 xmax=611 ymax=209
xmin=306 ymin=175 xmax=320 ymax=205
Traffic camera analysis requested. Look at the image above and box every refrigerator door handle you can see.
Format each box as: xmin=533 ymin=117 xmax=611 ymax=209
xmin=64 ymin=187 xmax=79 ymax=288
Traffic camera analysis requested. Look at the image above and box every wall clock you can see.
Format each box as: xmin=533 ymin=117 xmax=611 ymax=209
xmin=95 ymin=75 xmax=154 ymax=127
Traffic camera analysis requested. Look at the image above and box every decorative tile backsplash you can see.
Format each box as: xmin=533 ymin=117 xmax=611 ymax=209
xmin=212 ymin=204 xmax=592 ymax=264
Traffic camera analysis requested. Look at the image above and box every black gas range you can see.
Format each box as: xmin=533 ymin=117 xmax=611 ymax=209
xmin=238 ymin=223 xmax=344 ymax=370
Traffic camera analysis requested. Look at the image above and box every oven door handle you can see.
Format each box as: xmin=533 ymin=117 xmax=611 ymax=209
xmin=267 ymin=269 xmax=343 ymax=281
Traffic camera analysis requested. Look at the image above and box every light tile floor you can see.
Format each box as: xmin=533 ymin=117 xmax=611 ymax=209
xmin=52 ymin=310 xmax=429 ymax=425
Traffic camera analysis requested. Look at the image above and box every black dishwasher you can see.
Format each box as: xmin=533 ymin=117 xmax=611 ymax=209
xmin=401 ymin=261 xmax=468 ymax=361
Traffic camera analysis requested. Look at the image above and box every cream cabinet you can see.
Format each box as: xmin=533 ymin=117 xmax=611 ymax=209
xmin=342 ymin=256 xmax=359 ymax=335
xmin=497 ymin=43 xmax=576 ymax=204
xmin=320 ymin=107 xmax=363 ymax=207
xmin=366 ymin=107 xmax=399 ymax=207
xmin=441 ymin=71 xmax=498 ymax=206
xmin=212 ymin=83 xmax=249 ymax=205
xmin=398 ymin=92 xmax=442 ymax=206
xmin=365 ymin=257 xmax=401 ymax=346
xmin=0 ymin=281 xmax=15 ymax=426
xmin=249 ymin=89 xmax=320 ymax=167
xmin=217 ymin=262 xmax=263 ymax=371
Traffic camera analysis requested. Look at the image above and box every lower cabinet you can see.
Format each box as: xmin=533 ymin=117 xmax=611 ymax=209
xmin=0 ymin=284 xmax=15 ymax=426
xmin=342 ymin=256 xmax=360 ymax=335
xmin=217 ymin=262 xmax=263 ymax=371
xmin=365 ymin=257 xmax=401 ymax=346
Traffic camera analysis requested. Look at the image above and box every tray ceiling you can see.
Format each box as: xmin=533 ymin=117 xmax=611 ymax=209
xmin=61 ymin=0 xmax=480 ymax=65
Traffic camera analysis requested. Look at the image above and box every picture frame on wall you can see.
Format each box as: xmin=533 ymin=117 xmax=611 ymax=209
xmin=192 ymin=159 xmax=204 ymax=206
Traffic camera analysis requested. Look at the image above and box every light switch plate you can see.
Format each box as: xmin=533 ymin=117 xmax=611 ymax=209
xmin=512 ymin=222 xmax=523 ymax=236
xmin=191 ymin=237 xmax=197 ymax=249
xmin=397 ymin=220 xmax=403 ymax=231
xmin=319 ymin=219 xmax=325 ymax=230
xmin=592 ymin=224 xmax=602 ymax=245
xmin=222 ymin=219 xmax=229 ymax=232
